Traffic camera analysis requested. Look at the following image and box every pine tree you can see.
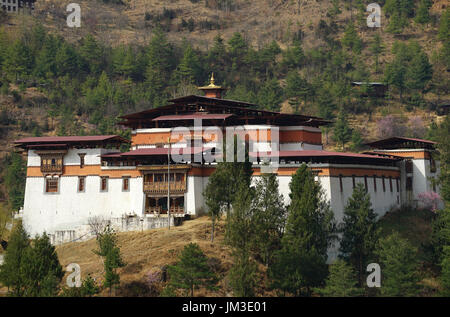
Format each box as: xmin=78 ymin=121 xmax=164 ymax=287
xmin=257 ymin=78 xmax=284 ymax=112
xmin=174 ymin=43 xmax=200 ymax=84
xmin=350 ymin=129 xmax=364 ymax=152
xmin=0 ymin=221 xmax=30 ymax=296
xmin=55 ymin=42 xmax=79 ymax=77
xmin=251 ymin=173 xmax=286 ymax=266
xmin=167 ymin=243 xmax=217 ymax=296
xmin=341 ymin=22 xmax=362 ymax=54
xmin=228 ymin=250 xmax=259 ymax=297
xmin=281 ymin=40 xmax=305 ymax=71
xmin=21 ymin=233 xmax=64 ymax=297
xmin=315 ymin=259 xmax=363 ymax=297
xmin=332 ymin=108 xmax=352 ymax=151
xmin=3 ymin=152 xmax=26 ymax=210
xmin=4 ymin=39 xmax=33 ymax=81
xmin=79 ymin=34 xmax=105 ymax=75
xmin=339 ymin=183 xmax=379 ymax=287
xmin=203 ymin=143 xmax=253 ymax=242
xmin=375 ymin=232 xmax=421 ymax=296
xmin=94 ymin=225 xmax=125 ymax=296
xmin=228 ymin=32 xmax=248 ymax=70
xmin=369 ymin=34 xmax=384 ymax=73
xmin=414 ymin=0 xmax=431 ymax=25
xmin=405 ymin=51 xmax=432 ymax=93
xmin=269 ymin=164 xmax=336 ymax=296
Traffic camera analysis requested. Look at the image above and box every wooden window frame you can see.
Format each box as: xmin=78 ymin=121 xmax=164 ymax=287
xmin=339 ymin=174 xmax=343 ymax=193
xmin=45 ymin=178 xmax=59 ymax=193
xmin=79 ymin=153 xmax=86 ymax=168
xmin=78 ymin=176 xmax=86 ymax=192
xmin=373 ymin=175 xmax=377 ymax=192
xmin=100 ymin=176 xmax=109 ymax=192
xmin=382 ymin=176 xmax=386 ymax=192
xmin=122 ymin=177 xmax=130 ymax=192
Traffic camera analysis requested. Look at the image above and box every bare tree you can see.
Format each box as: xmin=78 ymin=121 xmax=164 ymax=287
xmin=88 ymin=216 xmax=110 ymax=239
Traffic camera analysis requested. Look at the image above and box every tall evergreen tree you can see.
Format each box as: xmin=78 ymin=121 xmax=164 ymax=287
xmin=0 ymin=221 xmax=30 ymax=296
xmin=339 ymin=184 xmax=379 ymax=287
xmin=369 ymin=34 xmax=384 ymax=73
xmin=332 ymin=108 xmax=352 ymax=151
xmin=94 ymin=225 xmax=125 ymax=296
xmin=21 ymin=233 xmax=64 ymax=297
xmin=269 ymin=164 xmax=336 ymax=296
xmin=405 ymin=51 xmax=432 ymax=93
xmin=251 ymin=173 xmax=287 ymax=266
xmin=375 ymin=232 xmax=421 ymax=296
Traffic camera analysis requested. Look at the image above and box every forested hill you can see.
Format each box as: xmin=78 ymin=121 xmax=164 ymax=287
xmin=0 ymin=1 xmax=449 ymax=208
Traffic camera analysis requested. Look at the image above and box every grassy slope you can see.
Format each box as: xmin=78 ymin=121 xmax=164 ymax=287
xmin=52 ymin=208 xmax=437 ymax=297
xmin=56 ymin=216 xmax=236 ymax=296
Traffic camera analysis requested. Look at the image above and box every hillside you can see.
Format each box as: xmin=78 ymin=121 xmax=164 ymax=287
xmin=0 ymin=0 xmax=448 ymax=212
xmin=0 ymin=208 xmax=436 ymax=297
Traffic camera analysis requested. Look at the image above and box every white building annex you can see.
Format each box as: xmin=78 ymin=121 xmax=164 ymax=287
xmin=14 ymin=79 xmax=442 ymax=245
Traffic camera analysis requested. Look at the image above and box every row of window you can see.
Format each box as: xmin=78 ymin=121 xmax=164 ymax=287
xmin=45 ymin=177 xmax=130 ymax=193
xmin=338 ymin=175 xmax=399 ymax=194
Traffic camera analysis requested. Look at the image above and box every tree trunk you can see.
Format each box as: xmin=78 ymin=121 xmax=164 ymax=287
xmin=211 ymin=215 xmax=215 ymax=242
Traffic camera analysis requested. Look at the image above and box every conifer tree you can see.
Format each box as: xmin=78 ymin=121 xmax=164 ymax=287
xmin=341 ymin=22 xmax=362 ymax=54
xmin=203 ymin=139 xmax=253 ymax=242
xmin=339 ymin=183 xmax=379 ymax=287
xmin=174 ymin=43 xmax=201 ymax=84
xmin=225 ymin=181 xmax=259 ymax=297
xmin=167 ymin=243 xmax=217 ymax=296
xmin=414 ymin=0 xmax=432 ymax=25
xmin=228 ymin=250 xmax=259 ymax=297
xmin=281 ymin=40 xmax=305 ymax=71
xmin=375 ymin=232 xmax=421 ymax=296
xmin=369 ymin=34 xmax=384 ymax=73
xmin=332 ymin=108 xmax=352 ymax=151
xmin=269 ymin=164 xmax=336 ymax=296
xmin=0 ymin=221 xmax=30 ymax=296
xmin=21 ymin=233 xmax=64 ymax=297
xmin=257 ymin=78 xmax=284 ymax=112
xmin=315 ymin=259 xmax=363 ymax=297
xmin=405 ymin=51 xmax=432 ymax=93
xmin=251 ymin=173 xmax=286 ymax=266
xmin=94 ymin=225 xmax=125 ymax=296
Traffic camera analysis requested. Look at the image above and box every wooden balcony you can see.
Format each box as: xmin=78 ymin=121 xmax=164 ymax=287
xmin=41 ymin=164 xmax=63 ymax=174
xmin=143 ymin=181 xmax=186 ymax=194
xmin=145 ymin=206 xmax=185 ymax=215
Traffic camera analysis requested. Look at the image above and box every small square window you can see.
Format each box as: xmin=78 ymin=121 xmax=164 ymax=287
xmin=46 ymin=178 xmax=59 ymax=193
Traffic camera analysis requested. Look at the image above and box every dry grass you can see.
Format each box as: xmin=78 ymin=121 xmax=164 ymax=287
xmin=56 ymin=216 xmax=237 ymax=296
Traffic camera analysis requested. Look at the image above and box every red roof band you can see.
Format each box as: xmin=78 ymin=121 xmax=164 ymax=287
xmin=14 ymin=135 xmax=130 ymax=145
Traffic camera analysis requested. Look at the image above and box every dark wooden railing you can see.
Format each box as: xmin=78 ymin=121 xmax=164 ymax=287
xmin=41 ymin=164 xmax=63 ymax=173
xmin=143 ymin=181 xmax=186 ymax=194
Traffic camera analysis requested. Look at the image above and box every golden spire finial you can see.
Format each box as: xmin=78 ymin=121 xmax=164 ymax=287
xmin=210 ymin=72 xmax=215 ymax=86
